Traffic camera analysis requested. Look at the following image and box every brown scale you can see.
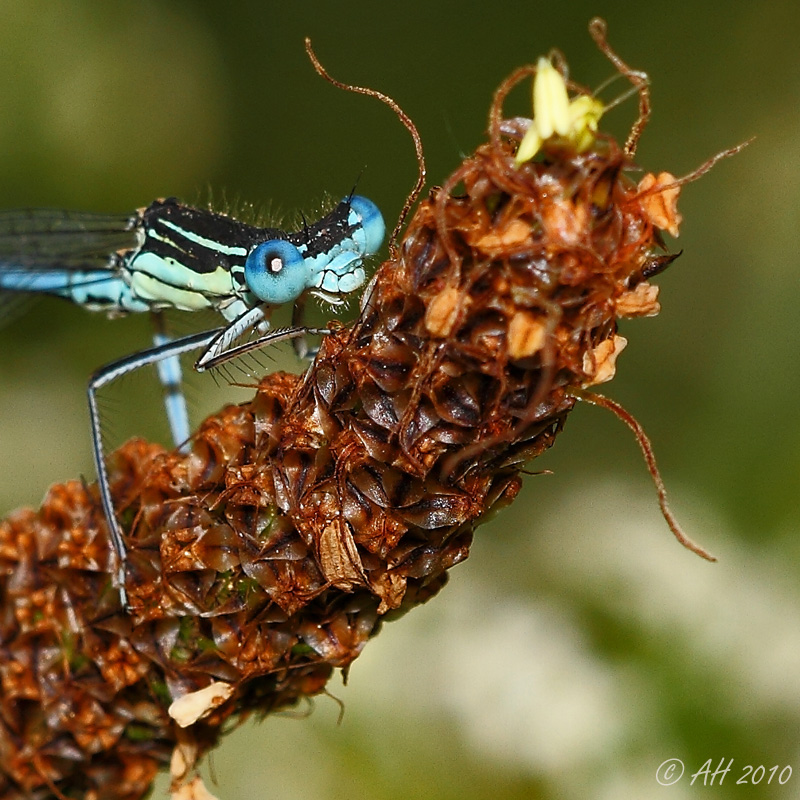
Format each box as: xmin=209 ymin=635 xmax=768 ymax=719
xmin=0 ymin=21 xmax=743 ymax=800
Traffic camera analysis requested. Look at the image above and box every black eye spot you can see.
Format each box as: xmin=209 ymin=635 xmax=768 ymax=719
xmin=268 ymin=254 xmax=284 ymax=274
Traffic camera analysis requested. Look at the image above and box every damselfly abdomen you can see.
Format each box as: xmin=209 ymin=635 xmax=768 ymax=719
xmin=0 ymin=194 xmax=385 ymax=603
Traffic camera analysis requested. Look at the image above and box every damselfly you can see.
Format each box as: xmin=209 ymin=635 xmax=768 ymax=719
xmin=0 ymin=194 xmax=385 ymax=603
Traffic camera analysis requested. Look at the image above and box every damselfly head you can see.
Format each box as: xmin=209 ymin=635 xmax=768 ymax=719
xmin=244 ymin=194 xmax=384 ymax=306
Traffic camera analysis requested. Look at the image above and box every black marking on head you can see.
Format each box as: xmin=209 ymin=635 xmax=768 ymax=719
xmin=137 ymin=197 xmax=358 ymax=278
xmin=287 ymin=198 xmax=360 ymax=258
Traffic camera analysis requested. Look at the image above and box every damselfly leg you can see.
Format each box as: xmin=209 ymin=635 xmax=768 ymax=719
xmin=88 ymin=328 xmax=223 ymax=605
xmin=91 ymin=321 xmax=327 ymax=606
xmin=150 ymin=310 xmax=192 ymax=450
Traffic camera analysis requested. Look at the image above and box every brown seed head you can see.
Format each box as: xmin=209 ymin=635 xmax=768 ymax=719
xmin=0 ymin=31 xmax=727 ymax=799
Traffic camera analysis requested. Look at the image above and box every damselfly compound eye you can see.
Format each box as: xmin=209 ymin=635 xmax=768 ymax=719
xmin=244 ymin=238 xmax=311 ymax=304
xmin=346 ymin=195 xmax=386 ymax=255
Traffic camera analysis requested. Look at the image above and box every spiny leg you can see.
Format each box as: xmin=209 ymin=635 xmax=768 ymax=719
xmin=90 ymin=316 xmax=330 ymax=608
xmin=88 ymin=328 xmax=222 ymax=608
xmin=196 ymin=324 xmax=331 ymax=371
xmin=194 ymin=304 xmax=270 ymax=371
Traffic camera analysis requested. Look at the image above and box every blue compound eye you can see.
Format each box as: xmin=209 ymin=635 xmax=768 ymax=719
xmin=244 ymin=239 xmax=312 ymax=304
xmin=346 ymin=195 xmax=385 ymax=256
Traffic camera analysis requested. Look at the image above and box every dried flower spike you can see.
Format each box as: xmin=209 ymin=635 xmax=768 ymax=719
xmin=0 ymin=20 xmax=742 ymax=800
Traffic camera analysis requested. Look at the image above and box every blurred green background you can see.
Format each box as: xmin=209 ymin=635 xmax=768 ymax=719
xmin=1 ymin=1 xmax=798 ymax=798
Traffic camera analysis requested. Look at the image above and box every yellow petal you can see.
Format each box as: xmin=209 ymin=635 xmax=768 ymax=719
xmin=566 ymin=96 xmax=604 ymax=152
xmin=515 ymin=124 xmax=543 ymax=165
xmin=533 ymin=58 xmax=570 ymax=139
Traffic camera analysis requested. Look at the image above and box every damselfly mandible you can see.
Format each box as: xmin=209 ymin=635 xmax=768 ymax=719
xmin=0 ymin=194 xmax=385 ymax=604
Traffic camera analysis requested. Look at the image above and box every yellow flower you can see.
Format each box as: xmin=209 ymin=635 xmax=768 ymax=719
xmin=515 ymin=58 xmax=604 ymax=165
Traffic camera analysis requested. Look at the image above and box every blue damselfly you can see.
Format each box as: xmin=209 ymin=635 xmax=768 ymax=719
xmin=0 ymin=194 xmax=385 ymax=603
